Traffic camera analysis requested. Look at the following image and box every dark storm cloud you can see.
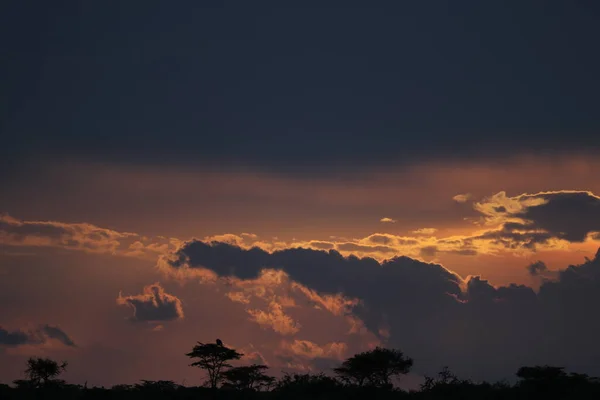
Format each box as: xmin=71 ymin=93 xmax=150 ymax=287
xmin=117 ymin=283 xmax=184 ymax=323
xmin=532 ymin=249 xmax=600 ymax=367
xmin=2 ymin=2 xmax=600 ymax=176
xmin=166 ymin=240 xmax=600 ymax=380
xmin=0 ymin=325 xmax=75 ymax=347
xmin=475 ymin=191 xmax=600 ymax=248
xmin=516 ymin=192 xmax=600 ymax=242
xmin=168 ymin=241 xmax=461 ymax=305
xmin=166 ymin=240 xmax=465 ymax=372
xmin=464 ymin=276 xmax=500 ymax=301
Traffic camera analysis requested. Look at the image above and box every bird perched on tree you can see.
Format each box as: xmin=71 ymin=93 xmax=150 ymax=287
xmin=216 ymin=338 xmax=223 ymax=346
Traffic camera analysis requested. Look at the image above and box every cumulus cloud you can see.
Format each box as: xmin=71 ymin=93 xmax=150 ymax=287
xmin=380 ymin=217 xmax=396 ymax=223
xmin=0 ymin=325 xmax=75 ymax=347
xmin=162 ymin=241 xmax=462 ymax=361
xmin=165 ymin=241 xmax=462 ymax=313
xmin=161 ymin=238 xmax=600 ymax=380
xmin=117 ymin=283 xmax=184 ymax=323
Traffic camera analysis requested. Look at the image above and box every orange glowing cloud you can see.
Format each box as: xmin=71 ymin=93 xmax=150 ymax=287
xmin=247 ymin=302 xmax=301 ymax=335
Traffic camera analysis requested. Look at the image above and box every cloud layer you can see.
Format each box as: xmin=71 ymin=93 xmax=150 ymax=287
xmin=3 ymin=190 xmax=600 ymax=267
xmin=0 ymin=214 xmax=178 ymax=259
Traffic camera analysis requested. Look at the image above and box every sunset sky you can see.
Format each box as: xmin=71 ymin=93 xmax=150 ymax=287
xmin=2 ymin=1 xmax=600 ymax=388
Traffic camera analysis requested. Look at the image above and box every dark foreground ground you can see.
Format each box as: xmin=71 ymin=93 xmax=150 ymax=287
xmin=2 ymin=376 xmax=600 ymax=400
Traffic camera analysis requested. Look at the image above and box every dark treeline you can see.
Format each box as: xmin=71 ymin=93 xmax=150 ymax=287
xmin=2 ymin=339 xmax=600 ymax=399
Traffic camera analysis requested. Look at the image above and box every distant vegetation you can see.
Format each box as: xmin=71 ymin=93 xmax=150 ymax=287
xmin=2 ymin=339 xmax=600 ymax=399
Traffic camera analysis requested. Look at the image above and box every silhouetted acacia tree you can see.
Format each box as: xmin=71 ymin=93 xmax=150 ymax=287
xmin=334 ymin=346 xmax=413 ymax=387
xmin=23 ymin=357 xmax=68 ymax=387
xmin=222 ymin=364 xmax=275 ymax=391
xmin=186 ymin=341 xmax=243 ymax=389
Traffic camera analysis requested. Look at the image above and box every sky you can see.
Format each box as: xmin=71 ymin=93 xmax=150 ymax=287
xmin=1 ymin=0 xmax=600 ymax=388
